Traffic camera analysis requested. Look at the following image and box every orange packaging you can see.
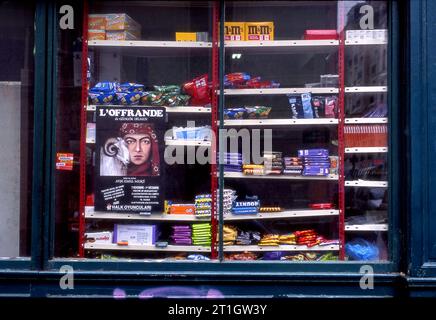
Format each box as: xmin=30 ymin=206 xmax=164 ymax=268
xmin=105 ymin=13 xmax=141 ymax=32
xmin=222 ymin=22 xmax=245 ymax=41
xmin=88 ymin=14 xmax=106 ymax=30
xmin=170 ymin=204 xmax=196 ymax=215
xmin=245 ymin=22 xmax=274 ymax=41
xmin=106 ymin=30 xmax=139 ymax=41
xmin=88 ymin=30 xmax=106 ymax=41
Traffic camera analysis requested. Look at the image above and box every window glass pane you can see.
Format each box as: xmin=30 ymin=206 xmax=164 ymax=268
xmin=55 ymin=1 xmax=214 ymax=261
xmin=0 ymin=1 xmax=34 ymax=258
xmin=220 ymin=0 xmax=389 ymax=262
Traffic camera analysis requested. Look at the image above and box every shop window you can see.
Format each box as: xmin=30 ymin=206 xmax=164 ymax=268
xmin=0 ymin=2 xmax=34 ymax=258
xmin=54 ymin=1 xmax=391 ymax=263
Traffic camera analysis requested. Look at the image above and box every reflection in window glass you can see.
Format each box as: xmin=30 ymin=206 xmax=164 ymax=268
xmin=0 ymin=1 xmax=34 ymax=257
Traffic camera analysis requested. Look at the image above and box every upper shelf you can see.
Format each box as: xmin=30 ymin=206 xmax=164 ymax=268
xmin=222 ymin=118 xmax=338 ymax=126
xmin=224 ymin=40 xmax=339 ymax=54
xmin=345 ymin=39 xmax=388 ymax=46
xmin=345 ymin=118 xmax=388 ymax=124
xmin=87 ymin=105 xmax=211 ymax=113
xmin=223 ymin=88 xmax=338 ymax=95
xmin=88 ymin=40 xmax=212 ymax=57
xmin=345 ymin=86 xmax=387 ymax=93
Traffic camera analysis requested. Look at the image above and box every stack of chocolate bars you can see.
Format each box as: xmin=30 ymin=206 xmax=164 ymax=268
xmin=170 ymin=225 xmax=192 ymax=245
xmin=263 ymin=151 xmax=283 ymax=175
xmin=298 ymin=149 xmax=331 ymax=176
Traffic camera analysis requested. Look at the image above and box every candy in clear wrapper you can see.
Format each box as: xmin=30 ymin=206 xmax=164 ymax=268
xmin=116 ymin=91 xmax=146 ymax=105
xmin=245 ymin=106 xmax=272 ymax=119
xmin=325 ymin=96 xmax=337 ymax=118
xmin=153 ymin=85 xmax=181 ymax=94
xmin=89 ymin=92 xmax=117 ymax=105
xmin=287 ymin=94 xmax=304 ymax=119
xmin=119 ymin=82 xmax=144 ymax=92
xmin=182 ymin=74 xmax=211 ymax=106
xmin=223 ymin=107 xmax=246 ymax=119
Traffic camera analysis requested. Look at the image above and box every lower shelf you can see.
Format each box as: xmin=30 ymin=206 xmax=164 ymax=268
xmin=84 ymin=243 xmax=211 ymax=252
xmin=84 ymin=208 xmax=339 ymax=221
xmin=223 ymin=245 xmax=339 ymax=252
xmin=345 ymin=224 xmax=388 ymax=231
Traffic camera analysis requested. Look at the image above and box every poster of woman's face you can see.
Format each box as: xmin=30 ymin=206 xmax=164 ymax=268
xmin=99 ymin=123 xmax=160 ymax=177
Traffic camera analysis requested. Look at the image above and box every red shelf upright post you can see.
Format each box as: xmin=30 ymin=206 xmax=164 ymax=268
xmin=78 ymin=0 xmax=89 ymax=258
xmin=338 ymin=0 xmax=346 ymax=260
xmin=210 ymin=1 xmax=220 ymax=260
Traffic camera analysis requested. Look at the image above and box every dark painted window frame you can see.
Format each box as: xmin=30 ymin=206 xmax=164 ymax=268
xmin=0 ymin=1 xmax=416 ymax=290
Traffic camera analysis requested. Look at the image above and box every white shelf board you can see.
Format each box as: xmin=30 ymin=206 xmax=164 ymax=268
xmin=345 ymin=180 xmax=388 ymax=188
xmin=345 ymin=118 xmax=388 ymax=124
xmin=223 ymin=172 xmax=338 ymax=181
xmin=85 ymin=211 xmax=209 ymax=222
xmin=345 ymin=147 xmax=388 ymax=153
xmin=89 ymin=40 xmax=212 ymax=48
xmin=345 ymin=86 xmax=387 ymax=93
xmin=345 ymin=224 xmax=388 ymax=231
xmin=345 ymin=39 xmax=388 ymax=45
xmin=86 ymin=138 xmax=95 ymax=144
xmin=223 ymin=118 xmax=338 ymax=126
xmin=223 ymin=244 xmax=339 ymax=252
xmin=224 ymin=40 xmax=338 ymax=54
xmin=84 ymin=243 xmax=211 ymax=252
xmin=87 ymin=105 xmax=211 ymax=113
xmin=223 ymin=88 xmax=338 ymax=95
xmin=165 ymin=139 xmax=211 ymax=147
xmin=224 ymin=209 xmax=339 ymax=221
xmin=88 ymin=40 xmax=212 ymax=57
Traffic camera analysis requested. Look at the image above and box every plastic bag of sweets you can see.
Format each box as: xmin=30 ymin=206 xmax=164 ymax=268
xmin=182 ymin=74 xmax=211 ymax=106
xmin=245 ymin=106 xmax=272 ymax=119
xmin=223 ymin=107 xmax=246 ymax=119
xmin=164 ymin=94 xmax=191 ymax=107
xmin=287 ymin=94 xmax=304 ymax=119
xmin=311 ymin=96 xmax=325 ymax=118
xmin=325 ymin=96 xmax=338 ymax=118
xmin=153 ymin=85 xmax=181 ymax=94
xmin=116 ymin=91 xmax=146 ymax=105
xmin=88 ymin=81 xmax=120 ymax=105
xmin=119 ymin=82 xmax=144 ymax=92
xmin=301 ymin=93 xmax=314 ymax=118
xmin=141 ymin=92 xmax=166 ymax=106
xmin=224 ymin=72 xmax=251 ymax=88
xmin=246 ymin=77 xmax=280 ymax=89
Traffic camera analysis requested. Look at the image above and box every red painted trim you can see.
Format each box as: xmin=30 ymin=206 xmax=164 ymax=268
xmin=78 ymin=0 xmax=89 ymax=258
xmin=210 ymin=1 xmax=219 ymax=260
xmin=338 ymin=1 xmax=346 ymax=260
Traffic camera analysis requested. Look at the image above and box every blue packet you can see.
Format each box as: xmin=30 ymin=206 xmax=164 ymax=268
xmin=301 ymin=93 xmax=314 ymax=119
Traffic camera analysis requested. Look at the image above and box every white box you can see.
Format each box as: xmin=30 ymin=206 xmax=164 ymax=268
xmin=85 ymin=231 xmax=113 ymax=244
xmin=114 ymin=224 xmax=157 ymax=245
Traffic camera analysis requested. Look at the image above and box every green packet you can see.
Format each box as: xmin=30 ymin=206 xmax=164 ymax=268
xmin=153 ymin=85 xmax=181 ymax=94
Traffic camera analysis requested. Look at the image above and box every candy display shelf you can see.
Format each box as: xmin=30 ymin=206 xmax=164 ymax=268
xmin=224 ymin=39 xmax=339 ymax=54
xmin=164 ymin=139 xmax=211 ymax=147
xmin=89 ymin=40 xmax=212 ymax=48
xmin=88 ymin=40 xmax=212 ymax=57
xmin=87 ymin=105 xmax=211 ymax=113
xmin=345 ymin=224 xmax=389 ymax=232
xmin=344 ymin=86 xmax=388 ymax=93
xmin=345 ymin=180 xmax=388 ymax=188
xmin=345 ymin=39 xmax=388 ymax=45
xmin=345 ymin=147 xmax=388 ymax=153
xmin=224 ymin=209 xmax=339 ymax=221
xmin=223 ymin=245 xmax=340 ymax=252
xmin=85 ymin=210 xmax=210 ymax=222
xmin=84 ymin=243 xmax=211 ymax=252
xmin=222 ymin=88 xmax=339 ymax=95
xmin=223 ymin=172 xmax=339 ymax=181
xmin=344 ymin=118 xmax=388 ymax=124
xmin=222 ymin=118 xmax=338 ymax=126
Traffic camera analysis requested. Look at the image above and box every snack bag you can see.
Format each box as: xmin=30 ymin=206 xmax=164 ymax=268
xmin=183 ymin=74 xmax=211 ymax=106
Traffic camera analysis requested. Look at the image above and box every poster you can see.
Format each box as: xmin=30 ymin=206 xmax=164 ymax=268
xmin=95 ymin=106 xmax=166 ymax=213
